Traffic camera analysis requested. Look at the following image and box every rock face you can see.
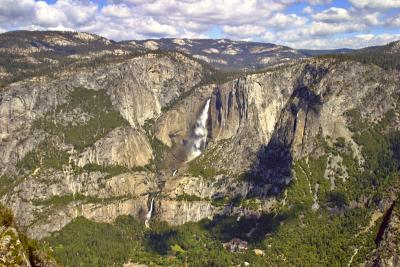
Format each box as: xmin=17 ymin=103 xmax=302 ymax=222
xmin=0 ymin=51 xmax=203 ymax=173
xmin=0 ymin=204 xmax=57 ymax=267
xmin=365 ymin=201 xmax=400 ymax=267
xmin=0 ymin=32 xmax=400 ymax=267
xmin=0 ymin=226 xmax=32 ymax=267
xmin=76 ymin=127 xmax=153 ymax=168
xmin=155 ymin=59 xmax=398 ymax=181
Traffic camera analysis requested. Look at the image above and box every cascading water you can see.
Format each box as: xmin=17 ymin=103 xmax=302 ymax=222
xmin=145 ymin=198 xmax=154 ymax=228
xmin=187 ymin=99 xmax=210 ymax=161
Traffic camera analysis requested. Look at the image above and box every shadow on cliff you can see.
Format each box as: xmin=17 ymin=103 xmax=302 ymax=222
xmin=143 ymin=65 xmax=327 ymax=253
xmin=142 ymin=204 xmax=305 ymax=254
xmin=202 ymin=76 xmax=324 ymax=245
xmin=144 ymin=229 xmax=178 ymax=255
xmin=242 ymin=139 xmax=293 ymax=197
xmin=242 ymin=81 xmax=323 ymax=198
xmin=202 ymin=203 xmax=306 ymax=245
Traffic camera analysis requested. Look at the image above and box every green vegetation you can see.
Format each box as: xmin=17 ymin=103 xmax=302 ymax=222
xmin=211 ymin=196 xmax=231 ymax=207
xmin=32 ymin=194 xmax=85 ymax=207
xmin=0 ymin=175 xmax=20 ymax=197
xmin=317 ymin=42 xmax=400 ymax=70
xmin=34 ymin=87 xmax=128 ymax=151
xmin=340 ymin=109 xmax=400 ymax=201
xmin=40 ymin=106 xmax=400 ymax=266
xmin=81 ymin=163 xmax=132 ymax=177
xmin=44 ymin=215 xmax=270 ymax=267
xmin=148 ymin=136 xmax=170 ymax=171
xmin=240 ymin=197 xmax=261 ymax=211
xmin=32 ymin=193 xmax=130 ymax=207
xmin=187 ymin=162 xmax=220 ymax=179
xmin=175 ymin=194 xmax=203 ymax=202
xmin=262 ymin=207 xmax=375 ymax=266
xmin=0 ymin=203 xmax=55 ymax=266
xmin=43 ymin=202 xmax=380 ymax=267
xmin=187 ymin=141 xmax=230 ymax=179
xmin=0 ymin=203 xmax=14 ymax=227
xmin=325 ymin=191 xmax=349 ymax=208
xmin=290 ymin=156 xmax=330 ymax=208
xmin=16 ymin=139 xmax=69 ymax=171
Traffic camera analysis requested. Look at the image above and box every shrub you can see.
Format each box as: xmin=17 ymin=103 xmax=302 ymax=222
xmin=0 ymin=204 xmax=14 ymax=227
xmin=325 ymin=191 xmax=349 ymax=208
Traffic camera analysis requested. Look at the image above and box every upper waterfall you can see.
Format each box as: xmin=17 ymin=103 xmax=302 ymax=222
xmin=187 ymin=99 xmax=211 ymax=161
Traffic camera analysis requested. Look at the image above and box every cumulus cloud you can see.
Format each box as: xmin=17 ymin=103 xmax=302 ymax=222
xmin=0 ymin=0 xmax=35 ymax=21
xmin=0 ymin=0 xmax=98 ymax=28
xmin=302 ymin=6 xmax=314 ymax=14
xmin=307 ymin=0 xmax=332 ymax=5
xmin=222 ymin=25 xmax=265 ymax=38
xmin=387 ymin=15 xmax=400 ymax=27
xmin=348 ymin=0 xmax=400 ymax=9
xmin=266 ymin=13 xmax=307 ymax=28
xmin=312 ymin=7 xmax=351 ymax=22
xmin=0 ymin=0 xmax=398 ymax=49
xmin=133 ymin=0 xmax=286 ymax=25
xmin=101 ymin=4 xmax=132 ymax=18
xmin=290 ymin=33 xmax=400 ymax=49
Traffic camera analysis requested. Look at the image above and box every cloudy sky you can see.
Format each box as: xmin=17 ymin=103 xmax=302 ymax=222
xmin=0 ymin=0 xmax=400 ymax=49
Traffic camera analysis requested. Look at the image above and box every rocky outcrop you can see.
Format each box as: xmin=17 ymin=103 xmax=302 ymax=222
xmin=76 ymin=127 xmax=153 ymax=168
xmin=365 ymin=201 xmax=400 ymax=267
xmin=4 ymin=170 xmax=158 ymax=239
xmin=0 ymin=226 xmax=32 ymax=266
xmin=0 ymin=204 xmax=57 ymax=266
xmin=157 ymin=199 xmax=217 ymax=225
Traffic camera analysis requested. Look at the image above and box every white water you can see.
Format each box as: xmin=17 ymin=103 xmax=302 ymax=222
xmin=187 ymin=99 xmax=210 ymax=161
xmin=145 ymin=198 xmax=154 ymax=228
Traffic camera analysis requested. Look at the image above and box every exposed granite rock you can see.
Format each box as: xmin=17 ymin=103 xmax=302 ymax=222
xmin=0 ymin=52 xmax=203 ymax=173
xmin=76 ymin=126 xmax=153 ymax=168
xmin=364 ymin=201 xmax=400 ymax=267
xmin=0 ymin=226 xmax=31 ymax=266
xmin=155 ymin=59 xmax=398 ymax=181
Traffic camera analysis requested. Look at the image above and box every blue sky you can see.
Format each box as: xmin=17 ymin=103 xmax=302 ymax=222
xmin=0 ymin=0 xmax=399 ymax=49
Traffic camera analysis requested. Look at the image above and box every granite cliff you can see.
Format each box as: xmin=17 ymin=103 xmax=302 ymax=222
xmin=0 ymin=31 xmax=399 ymax=266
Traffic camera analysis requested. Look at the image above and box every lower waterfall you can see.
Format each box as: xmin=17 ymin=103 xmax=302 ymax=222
xmin=145 ymin=198 xmax=154 ymax=229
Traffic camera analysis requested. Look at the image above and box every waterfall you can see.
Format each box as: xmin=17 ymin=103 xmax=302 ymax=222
xmin=187 ymin=99 xmax=210 ymax=161
xmin=145 ymin=198 xmax=154 ymax=228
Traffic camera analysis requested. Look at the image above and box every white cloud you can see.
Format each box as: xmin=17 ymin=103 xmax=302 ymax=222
xmin=302 ymin=6 xmax=313 ymax=14
xmin=102 ymin=4 xmax=133 ymax=18
xmin=348 ymin=0 xmax=400 ymax=9
xmin=0 ymin=0 xmax=398 ymax=49
xmin=265 ymin=13 xmax=307 ymax=28
xmin=313 ymin=7 xmax=351 ymax=22
xmin=387 ymin=15 xmax=400 ymax=27
xmin=363 ymin=12 xmax=381 ymax=25
xmin=0 ymin=0 xmax=35 ymax=21
xmin=261 ymin=31 xmax=278 ymax=43
xmin=282 ymin=33 xmax=400 ymax=49
xmin=307 ymin=0 xmax=332 ymax=5
xmin=34 ymin=1 xmax=66 ymax=27
xmin=222 ymin=25 xmax=265 ymax=38
xmin=305 ymin=21 xmax=366 ymax=36
xmin=137 ymin=0 xmax=286 ymax=25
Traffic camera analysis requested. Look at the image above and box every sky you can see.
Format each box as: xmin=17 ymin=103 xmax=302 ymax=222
xmin=0 ymin=0 xmax=400 ymax=49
